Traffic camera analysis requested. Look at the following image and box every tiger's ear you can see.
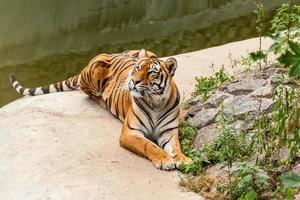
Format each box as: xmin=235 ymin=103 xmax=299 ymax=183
xmin=138 ymin=49 xmax=149 ymax=58
xmin=165 ymin=57 xmax=177 ymax=76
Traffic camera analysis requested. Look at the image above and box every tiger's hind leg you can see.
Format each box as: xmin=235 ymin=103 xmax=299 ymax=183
xmin=158 ymin=129 xmax=192 ymax=168
xmin=89 ymin=95 xmax=106 ymax=108
xmin=80 ymin=54 xmax=111 ymax=108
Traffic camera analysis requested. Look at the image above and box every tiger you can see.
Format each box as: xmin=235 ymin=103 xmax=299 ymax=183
xmin=9 ymin=49 xmax=192 ymax=170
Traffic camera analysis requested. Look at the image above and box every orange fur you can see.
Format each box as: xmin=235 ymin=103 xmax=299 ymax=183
xmin=79 ymin=50 xmax=191 ymax=170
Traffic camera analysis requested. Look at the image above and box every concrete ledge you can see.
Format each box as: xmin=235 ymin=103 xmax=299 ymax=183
xmin=0 ymin=37 xmax=273 ymax=199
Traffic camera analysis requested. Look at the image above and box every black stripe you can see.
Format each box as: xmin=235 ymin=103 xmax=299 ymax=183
xmin=41 ymin=86 xmax=50 ymax=93
xmin=65 ymin=80 xmax=73 ymax=89
xmin=14 ymin=83 xmax=20 ymax=89
xmin=133 ymin=110 xmax=150 ymax=133
xmin=108 ymin=61 xmax=134 ymax=110
xmin=141 ymin=98 xmax=153 ymax=110
xmin=19 ymin=87 xmax=25 ymax=94
xmin=115 ymin=88 xmax=121 ymax=118
xmin=58 ymin=82 xmax=63 ymax=91
xmin=102 ymin=76 xmax=113 ymax=90
xmin=71 ymin=76 xmax=79 ymax=86
xmin=121 ymin=92 xmax=126 ymax=120
xmin=144 ymin=133 xmax=157 ymax=144
xmin=127 ymin=121 xmax=147 ymax=135
xmin=159 ymin=127 xmax=178 ymax=137
xmin=158 ymin=88 xmax=180 ymax=119
xmin=10 ymin=74 xmax=16 ymax=83
xmin=53 ymin=83 xmax=59 ymax=92
xmin=161 ymin=134 xmax=174 ymax=149
xmin=159 ymin=115 xmax=179 ymax=137
xmin=134 ymin=98 xmax=154 ymax=128
xmin=157 ymin=108 xmax=178 ymax=127
xmin=112 ymin=60 xmax=134 ymax=79
xmin=92 ymin=60 xmax=110 ymax=68
xmin=97 ymin=80 xmax=101 ymax=90
xmin=28 ymin=88 xmax=35 ymax=96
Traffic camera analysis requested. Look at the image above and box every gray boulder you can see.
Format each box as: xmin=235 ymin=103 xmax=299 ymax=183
xmin=192 ymin=123 xmax=219 ymax=150
xmin=259 ymin=98 xmax=274 ymax=112
xmin=223 ymin=95 xmax=260 ymax=119
xmin=191 ymin=108 xmax=219 ymax=129
xmin=227 ymin=78 xmax=267 ymax=95
xmin=188 ymin=95 xmax=204 ymax=106
xmin=187 ymin=101 xmax=203 ymax=117
xmin=203 ymin=91 xmax=233 ymax=109
xmin=248 ymin=83 xmax=273 ymax=98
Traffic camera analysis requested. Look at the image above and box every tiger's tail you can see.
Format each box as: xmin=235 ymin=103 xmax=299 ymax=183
xmin=9 ymin=74 xmax=80 ymax=96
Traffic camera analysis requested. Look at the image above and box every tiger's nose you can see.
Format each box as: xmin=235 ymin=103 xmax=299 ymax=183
xmin=133 ymin=79 xmax=141 ymax=85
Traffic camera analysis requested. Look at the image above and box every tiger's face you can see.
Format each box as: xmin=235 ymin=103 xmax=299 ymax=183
xmin=128 ymin=57 xmax=177 ymax=98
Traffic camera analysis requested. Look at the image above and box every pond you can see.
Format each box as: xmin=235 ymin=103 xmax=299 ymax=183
xmin=0 ymin=0 xmax=297 ymax=107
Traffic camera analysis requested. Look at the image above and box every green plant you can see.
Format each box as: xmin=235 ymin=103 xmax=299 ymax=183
xmin=280 ymin=172 xmax=300 ymax=188
xmin=195 ymin=66 xmax=231 ymax=100
xmin=278 ymin=40 xmax=300 ymax=77
xmin=178 ymin=121 xmax=205 ymax=174
xmin=179 ymin=104 xmax=253 ymax=181
xmin=268 ymin=2 xmax=300 ymax=77
xmin=270 ymin=3 xmax=300 ymax=41
xmin=232 ymin=162 xmax=270 ymax=200
xmin=254 ymin=84 xmax=300 ymax=165
xmin=277 ymin=172 xmax=300 ymax=199
xmin=273 ymin=184 xmax=296 ymax=200
xmin=179 ymin=120 xmax=197 ymax=154
xmin=251 ymin=1 xmax=267 ymax=69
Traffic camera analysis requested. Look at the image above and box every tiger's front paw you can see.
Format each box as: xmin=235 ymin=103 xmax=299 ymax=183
xmin=151 ymin=156 xmax=176 ymax=171
xmin=174 ymin=154 xmax=193 ymax=167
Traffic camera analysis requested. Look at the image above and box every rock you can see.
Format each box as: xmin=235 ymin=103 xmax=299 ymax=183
xmin=227 ymin=78 xmax=267 ymax=95
xmin=0 ymin=91 xmax=200 ymax=200
xmin=203 ymin=91 xmax=232 ymax=109
xmin=252 ymin=67 xmax=284 ymax=80
xmin=191 ymin=108 xmax=219 ymax=129
xmin=252 ymin=72 xmax=270 ymax=80
xmin=292 ymin=164 xmax=300 ymax=174
xmin=223 ymin=95 xmax=260 ymax=119
xmin=187 ymin=101 xmax=203 ymax=117
xmin=204 ymin=163 xmax=228 ymax=179
xmin=269 ymin=147 xmax=290 ymax=162
xmin=248 ymin=83 xmax=273 ymax=98
xmin=264 ymin=67 xmax=285 ymax=77
xmin=188 ymin=95 xmax=204 ymax=106
xmin=192 ymin=123 xmax=219 ymax=150
xmin=233 ymin=117 xmax=254 ymax=131
xmin=259 ymin=98 xmax=274 ymax=112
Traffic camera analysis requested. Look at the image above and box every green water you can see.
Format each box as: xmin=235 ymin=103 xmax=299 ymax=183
xmin=0 ymin=0 xmax=298 ymax=107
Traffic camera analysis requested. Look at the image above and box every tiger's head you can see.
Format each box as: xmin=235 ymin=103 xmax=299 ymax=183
xmin=128 ymin=51 xmax=177 ymax=99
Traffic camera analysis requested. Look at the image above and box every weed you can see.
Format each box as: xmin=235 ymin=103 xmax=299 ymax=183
xmin=253 ymin=1 xmax=266 ymax=69
xmin=269 ymin=2 xmax=300 ymax=76
xmin=179 ymin=120 xmax=197 ymax=154
xmin=195 ymin=66 xmax=231 ymax=100
xmin=220 ymin=162 xmax=270 ymax=200
xmin=254 ymin=83 xmax=300 ymax=165
xmin=270 ymin=3 xmax=300 ymax=40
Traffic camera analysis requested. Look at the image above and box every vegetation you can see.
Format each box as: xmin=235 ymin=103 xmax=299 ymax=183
xmin=195 ymin=66 xmax=232 ymax=100
xmin=251 ymin=1 xmax=267 ymax=69
xmin=179 ymin=2 xmax=300 ymax=199
xmin=271 ymin=2 xmax=300 ymax=77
